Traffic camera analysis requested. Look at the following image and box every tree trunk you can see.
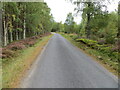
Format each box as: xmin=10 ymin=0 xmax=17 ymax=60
xmin=86 ymin=13 xmax=91 ymax=38
xmin=2 ymin=3 xmax=8 ymax=46
xmin=23 ymin=18 xmax=26 ymax=39
xmin=86 ymin=2 xmax=91 ymax=39
xmin=10 ymin=31 xmax=13 ymax=42
xmin=19 ymin=31 xmax=21 ymax=40
xmin=6 ymin=31 xmax=9 ymax=44
xmin=23 ymin=4 xmax=26 ymax=39
xmin=3 ymin=20 xmax=7 ymax=46
xmin=16 ymin=30 xmax=18 ymax=41
xmin=118 ymin=2 xmax=120 ymax=38
xmin=0 ymin=3 xmax=3 ymax=46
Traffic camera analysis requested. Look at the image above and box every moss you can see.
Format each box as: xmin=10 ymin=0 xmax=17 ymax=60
xmin=76 ymin=38 xmax=97 ymax=45
xmin=76 ymin=38 xmax=117 ymax=56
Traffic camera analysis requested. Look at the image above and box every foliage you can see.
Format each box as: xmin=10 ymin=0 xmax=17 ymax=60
xmin=2 ymin=2 xmax=53 ymax=46
xmin=52 ymin=22 xmax=61 ymax=32
xmin=75 ymin=37 xmax=118 ymax=62
xmin=69 ymin=34 xmax=78 ymax=40
xmin=66 ymin=0 xmax=118 ymax=45
xmin=64 ymin=13 xmax=75 ymax=33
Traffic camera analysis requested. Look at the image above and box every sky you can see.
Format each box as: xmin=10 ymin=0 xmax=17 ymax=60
xmin=44 ymin=0 xmax=119 ymax=24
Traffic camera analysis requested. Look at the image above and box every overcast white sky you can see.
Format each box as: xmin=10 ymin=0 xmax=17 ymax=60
xmin=44 ymin=0 xmax=119 ymax=24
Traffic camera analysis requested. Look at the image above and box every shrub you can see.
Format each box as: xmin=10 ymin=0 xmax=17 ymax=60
xmin=99 ymin=47 xmax=112 ymax=53
xmin=111 ymin=40 xmax=120 ymax=52
xmin=2 ymin=48 xmax=15 ymax=58
xmin=117 ymin=40 xmax=120 ymax=51
xmin=25 ymin=41 xmax=36 ymax=47
xmin=7 ymin=42 xmax=26 ymax=51
xmin=38 ymin=35 xmax=43 ymax=37
xmin=19 ymin=38 xmax=36 ymax=47
xmin=30 ymin=36 xmax=39 ymax=40
xmin=112 ymin=52 xmax=118 ymax=60
xmin=69 ymin=34 xmax=74 ymax=38
xmin=111 ymin=46 xmax=119 ymax=52
xmin=65 ymin=31 xmax=67 ymax=33
xmin=41 ymin=33 xmax=51 ymax=37
xmin=76 ymin=38 xmax=113 ymax=54
xmin=0 ymin=54 xmax=2 ymax=58
xmin=94 ymin=44 xmax=107 ymax=50
xmin=98 ymin=39 xmax=106 ymax=45
xmin=1 ymin=54 xmax=7 ymax=59
xmin=72 ymin=35 xmax=79 ymax=40
xmin=105 ymin=35 xmax=115 ymax=44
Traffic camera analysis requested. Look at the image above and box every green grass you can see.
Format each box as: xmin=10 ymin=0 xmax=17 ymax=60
xmin=60 ymin=33 xmax=118 ymax=76
xmin=2 ymin=35 xmax=52 ymax=88
xmin=0 ymin=58 xmax=2 ymax=89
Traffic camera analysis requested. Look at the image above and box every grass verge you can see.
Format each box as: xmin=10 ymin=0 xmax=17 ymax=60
xmin=2 ymin=34 xmax=53 ymax=88
xmin=60 ymin=33 xmax=118 ymax=77
xmin=0 ymin=58 xmax=2 ymax=89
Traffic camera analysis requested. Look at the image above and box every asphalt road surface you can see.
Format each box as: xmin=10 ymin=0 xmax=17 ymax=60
xmin=20 ymin=34 xmax=118 ymax=88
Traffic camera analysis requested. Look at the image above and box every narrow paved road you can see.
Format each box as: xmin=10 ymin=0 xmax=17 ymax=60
xmin=20 ymin=34 xmax=118 ymax=88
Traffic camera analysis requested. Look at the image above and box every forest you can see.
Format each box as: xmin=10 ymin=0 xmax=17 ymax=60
xmin=0 ymin=0 xmax=119 ymax=88
xmin=1 ymin=2 xmax=53 ymax=46
xmin=0 ymin=2 xmax=53 ymax=87
xmin=0 ymin=0 xmax=119 ymax=73
xmin=1 ymin=1 xmax=119 ymax=47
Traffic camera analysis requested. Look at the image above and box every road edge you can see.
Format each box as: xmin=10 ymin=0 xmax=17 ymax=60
xmin=19 ymin=34 xmax=53 ymax=88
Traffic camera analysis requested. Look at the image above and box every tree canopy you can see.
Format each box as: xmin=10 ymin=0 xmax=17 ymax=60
xmin=2 ymin=2 xmax=53 ymax=46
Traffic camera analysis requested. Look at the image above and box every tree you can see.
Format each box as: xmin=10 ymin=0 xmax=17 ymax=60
xmin=118 ymin=1 xmax=120 ymax=38
xmin=70 ymin=0 xmax=110 ymax=38
xmin=104 ymin=12 xmax=118 ymax=44
xmin=64 ymin=13 xmax=75 ymax=33
xmin=0 ymin=2 xmax=2 ymax=46
xmin=52 ymin=22 xmax=61 ymax=32
xmin=59 ymin=22 xmax=65 ymax=32
xmin=2 ymin=2 xmax=20 ymax=45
